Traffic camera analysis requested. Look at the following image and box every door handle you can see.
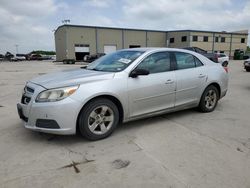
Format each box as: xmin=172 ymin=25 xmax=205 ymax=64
xmin=198 ymin=74 xmax=206 ymax=78
xmin=165 ymin=79 xmax=174 ymax=84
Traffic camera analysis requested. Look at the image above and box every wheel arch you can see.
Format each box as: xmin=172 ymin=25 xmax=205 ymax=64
xmin=205 ymin=82 xmax=221 ymax=98
xmin=76 ymin=94 xmax=124 ymax=134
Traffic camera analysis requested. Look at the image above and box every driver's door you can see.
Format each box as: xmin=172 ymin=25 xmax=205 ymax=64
xmin=127 ymin=51 xmax=176 ymax=117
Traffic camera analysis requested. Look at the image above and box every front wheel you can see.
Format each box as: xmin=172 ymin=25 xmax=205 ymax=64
xmin=199 ymin=86 xmax=219 ymax=112
xmin=78 ymin=98 xmax=119 ymax=140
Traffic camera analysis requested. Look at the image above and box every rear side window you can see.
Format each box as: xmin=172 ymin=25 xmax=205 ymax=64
xmin=194 ymin=56 xmax=203 ymax=67
xmin=174 ymin=52 xmax=203 ymax=70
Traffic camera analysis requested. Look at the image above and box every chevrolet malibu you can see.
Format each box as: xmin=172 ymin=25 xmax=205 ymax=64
xmin=17 ymin=48 xmax=228 ymax=140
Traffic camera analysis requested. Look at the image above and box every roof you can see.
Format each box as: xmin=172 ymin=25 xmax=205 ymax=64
xmin=55 ymin=24 xmax=248 ymax=36
xmin=55 ymin=24 xmax=166 ymax=33
xmin=167 ymin=29 xmax=248 ymax=35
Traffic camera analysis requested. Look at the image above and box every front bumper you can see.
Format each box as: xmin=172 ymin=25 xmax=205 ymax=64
xmin=17 ymin=82 xmax=82 ymax=135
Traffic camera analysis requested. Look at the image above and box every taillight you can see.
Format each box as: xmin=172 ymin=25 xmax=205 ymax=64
xmin=224 ymin=66 xmax=228 ymax=73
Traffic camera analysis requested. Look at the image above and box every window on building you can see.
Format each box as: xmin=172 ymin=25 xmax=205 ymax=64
xmin=241 ymin=38 xmax=245 ymax=43
xmin=221 ymin=37 xmax=225 ymax=43
xmin=170 ymin=38 xmax=175 ymax=43
xmin=203 ymin=36 xmax=208 ymax=42
xmin=220 ymin=51 xmax=224 ymax=53
xmin=181 ymin=36 xmax=187 ymax=42
xmin=192 ymin=36 xmax=198 ymax=42
xmin=129 ymin=45 xmax=141 ymax=48
xmin=215 ymin=37 xmax=219 ymax=42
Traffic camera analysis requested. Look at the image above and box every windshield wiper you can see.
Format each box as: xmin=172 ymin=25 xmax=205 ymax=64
xmin=86 ymin=67 xmax=101 ymax=71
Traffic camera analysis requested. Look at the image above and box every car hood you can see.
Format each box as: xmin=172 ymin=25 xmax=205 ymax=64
xmin=30 ymin=68 xmax=115 ymax=89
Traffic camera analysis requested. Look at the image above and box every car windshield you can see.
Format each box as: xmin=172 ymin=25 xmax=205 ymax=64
xmin=86 ymin=50 xmax=145 ymax=72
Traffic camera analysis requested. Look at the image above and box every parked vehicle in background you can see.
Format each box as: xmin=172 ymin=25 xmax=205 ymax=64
xmin=5 ymin=52 xmax=14 ymax=61
xmin=216 ymin=53 xmax=229 ymax=67
xmin=0 ymin=54 xmax=4 ymax=61
xmin=84 ymin=53 xmax=106 ymax=63
xmin=184 ymin=47 xmax=223 ymax=66
xmin=17 ymin=48 xmax=228 ymax=140
xmin=63 ymin=59 xmax=75 ymax=64
xmin=11 ymin=54 xmax=26 ymax=61
xmin=244 ymin=58 xmax=250 ymax=72
xmin=28 ymin=54 xmax=43 ymax=60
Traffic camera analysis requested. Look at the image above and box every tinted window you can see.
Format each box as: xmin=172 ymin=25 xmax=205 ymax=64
xmin=192 ymin=36 xmax=198 ymax=41
xmin=175 ymin=52 xmax=196 ymax=70
xmin=221 ymin=37 xmax=225 ymax=43
xmin=203 ymin=36 xmax=208 ymax=42
xmin=181 ymin=36 xmax=187 ymax=42
xmin=136 ymin=52 xmax=171 ymax=74
xmin=194 ymin=56 xmax=203 ymax=67
xmin=170 ymin=38 xmax=175 ymax=43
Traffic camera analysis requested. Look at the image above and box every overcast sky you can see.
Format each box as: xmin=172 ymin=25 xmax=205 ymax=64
xmin=0 ymin=0 xmax=249 ymax=54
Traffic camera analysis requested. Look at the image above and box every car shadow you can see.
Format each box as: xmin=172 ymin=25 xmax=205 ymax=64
xmin=21 ymin=108 xmax=199 ymax=144
xmin=116 ymin=108 xmax=198 ymax=132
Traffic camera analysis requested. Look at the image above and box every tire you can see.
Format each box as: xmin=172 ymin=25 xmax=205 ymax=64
xmin=222 ymin=61 xmax=228 ymax=67
xmin=246 ymin=68 xmax=250 ymax=72
xmin=78 ymin=98 xmax=119 ymax=140
xmin=199 ymin=85 xmax=219 ymax=113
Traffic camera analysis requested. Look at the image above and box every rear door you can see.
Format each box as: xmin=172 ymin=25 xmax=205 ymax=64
xmin=173 ymin=52 xmax=207 ymax=107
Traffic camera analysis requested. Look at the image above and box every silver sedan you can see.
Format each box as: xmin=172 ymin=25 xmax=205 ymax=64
xmin=17 ymin=48 xmax=228 ymax=140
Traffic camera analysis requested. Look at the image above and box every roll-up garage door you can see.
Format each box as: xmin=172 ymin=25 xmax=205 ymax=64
xmin=104 ymin=45 xmax=117 ymax=54
xmin=75 ymin=44 xmax=89 ymax=61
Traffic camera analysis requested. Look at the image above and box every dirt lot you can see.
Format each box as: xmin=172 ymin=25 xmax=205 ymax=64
xmin=0 ymin=60 xmax=250 ymax=188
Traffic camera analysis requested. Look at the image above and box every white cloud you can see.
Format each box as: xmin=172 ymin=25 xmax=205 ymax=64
xmin=122 ymin=0 xmax=250 ymax=31
xmin=82 ymin=0 xmax=114 ymax=8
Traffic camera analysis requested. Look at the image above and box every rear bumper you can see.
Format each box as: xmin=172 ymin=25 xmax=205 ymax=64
xmin=220 ymin=89 xmax=227 ymax=99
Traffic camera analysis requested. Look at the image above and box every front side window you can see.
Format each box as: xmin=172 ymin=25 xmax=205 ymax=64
xmin=136 ymin=52 xmax=171 ymax=74
xmin=86 ymin=50 xmax=145 ymax=72
xmin=175 ymin=52 xmax=203 ymax=70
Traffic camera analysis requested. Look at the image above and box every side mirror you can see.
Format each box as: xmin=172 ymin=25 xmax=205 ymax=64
xmin=129 ymin=69 xmax=149 ymax=78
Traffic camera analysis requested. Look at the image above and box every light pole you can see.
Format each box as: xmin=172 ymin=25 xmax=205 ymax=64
xmin=15 ymin=44 xmax=19 ymax=54
xmin=62 ymin=19 xmax=70 ymax=24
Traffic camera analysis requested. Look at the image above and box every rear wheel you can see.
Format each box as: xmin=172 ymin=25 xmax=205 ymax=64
xmin=199 ymin=85 xmax=219 ymax=112
xmin=78 ymin=98 xmax=119 ymax=140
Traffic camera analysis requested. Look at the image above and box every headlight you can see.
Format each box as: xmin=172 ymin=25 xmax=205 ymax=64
xmin=36 ymin=85 xmax=79 ymax=102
